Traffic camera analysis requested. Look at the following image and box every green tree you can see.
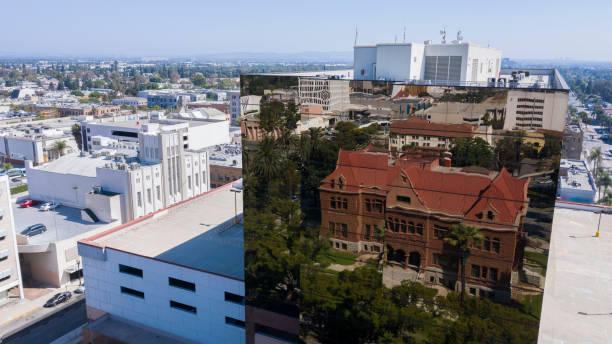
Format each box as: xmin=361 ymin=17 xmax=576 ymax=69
xmin=71 ymin=124 xmax=82 ymax=151
xmin=598 ymin=170 xmax=612 ymax=199
xmin=149 ymin=75 xmax=163 ymax=83
xmin=191 ymin=74 xmax=207 ymax=87
xmin=71 ymin=90 xmax=84 ymax=97
xmin=2 ymin=162 xmax=13 ymax=171
xmin=443 ymin=223 xmax=483 ymax=308
xmin=54 ymin=140 xmax=67 ymax=156
xmin=588 ymin=147 xmax=603 ymax=180
xmin=450 ymin=137 xmax=494 ymax=168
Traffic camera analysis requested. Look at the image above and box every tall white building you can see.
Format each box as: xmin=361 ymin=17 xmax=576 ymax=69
xmin=354 ymin=40 xmax=502 ymax=83
xmin=0 ymin=175 xmax=24 ymax=302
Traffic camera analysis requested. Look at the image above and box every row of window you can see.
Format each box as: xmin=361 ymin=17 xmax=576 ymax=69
xmin=471 ymin=264 xmax=499 ymax=281
xmin=517 ymin=98 xmax=544 ymax=103
xmin=516 ymin=117 xmax=543 ymax=122
xmin=364 ymin=198 xmax=384 ymax=213
xmin=516 ymin=111 xmax=544 ymax=115
xmin=516 ymin=104 xmax=544 ymax=109
xmin=330 ymin=197 xmax=348 ymax=210
xmin=329 ymin=222 xmax=348 ymax=238
xmin=387 ymin=217 xmax=424 ymax=235
xmin=516 ymin=123 xmax=543 ymax=127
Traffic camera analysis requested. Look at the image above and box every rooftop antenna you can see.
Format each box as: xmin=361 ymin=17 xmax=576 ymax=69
xmin=440 ymin=28 xmax=447 ymax=44
xmin=403 ymin=26 xmax=406 ymax=43
xmin=457 ymin=29 xmax=463 ymax=43
xmin=354 ymin=26 xmax=358 ymax=46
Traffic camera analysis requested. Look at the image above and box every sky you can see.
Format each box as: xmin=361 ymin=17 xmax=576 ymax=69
xmin=1 ymin=0 xmax=611 ymax=61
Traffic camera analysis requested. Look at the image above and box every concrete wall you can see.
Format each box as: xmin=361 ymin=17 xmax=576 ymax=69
xmin=0 ymin=176 xmax=24 ymax=298
xmin=80 ymin=246 xmax=245 ymax=344
xmin=354 ymin=46 xmax=377 ymax=80
xmin=376 ymin=44 xmax=418 ymax=81
xmin=26 ymin=162 xmax=98 ymax=208
xmin=186 ymin=121 xmax=230 ymax=150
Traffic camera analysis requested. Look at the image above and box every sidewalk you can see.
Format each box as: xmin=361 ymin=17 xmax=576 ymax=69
xmin=0 ymin=283 xmax=83 ymax=337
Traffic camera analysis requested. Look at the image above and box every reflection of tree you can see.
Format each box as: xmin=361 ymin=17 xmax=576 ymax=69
xmin=443 ymin=223 xmax=482 ymax=308
xmin=450 ymin=137 xmax=494 ymax=168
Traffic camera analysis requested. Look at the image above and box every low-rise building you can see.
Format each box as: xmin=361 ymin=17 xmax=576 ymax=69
xmin=557 ymin=159 xmax=597 ymax=203
xmin=78 ymin=184 xmax=245 ymax=344
xmin=56 ymin=104 xmax=121 ymax=118
xmin=111 ymin=97 xmax=147 ymax=107
xmin=208 ymin=143 xmax=242 ymax=189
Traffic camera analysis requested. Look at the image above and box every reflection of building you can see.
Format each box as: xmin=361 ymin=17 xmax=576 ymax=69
xmin=504 ymin=89 xmax=569 ymax=131
xmin=298 ymin=78 xmax=350 ymax=114
xmin=78 ymin=184 xmax=245 ymax=344
xmin=208 ymin=143 xmax=242 ymax=188
xmin=319 ymin=146 xmax=529 ymax=301
xmin=241 ymin=113 xmax=332 ymax=142
xmin=0 ymin=175 xmax=24 ymax=302
xmin=389 ymin=117 xmax=492 ymax=151
xmin=558 ymin=159 xmax=596 ymax=203
xmin=562 ymin=125 xmax=583 ymax=159
xmin=354 ymin=41 xmax=502 ymax=83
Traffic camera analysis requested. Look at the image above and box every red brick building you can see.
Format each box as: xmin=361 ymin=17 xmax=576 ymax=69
xmin=319 ymin=146 xmax=529 ymax=300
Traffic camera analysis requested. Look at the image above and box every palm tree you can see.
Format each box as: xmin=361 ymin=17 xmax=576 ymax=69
xmin=444 ymin=223 xmax=483 ymax=308
xmin=54 ymin=140 xmax=67 ymax=157
xmin=588 ymin=147 xmax=603 ymax=179
xmin=251 ymin=136 xmax=283 ymax=181
xmin=598 ymin=171 xmax=612 ymax=199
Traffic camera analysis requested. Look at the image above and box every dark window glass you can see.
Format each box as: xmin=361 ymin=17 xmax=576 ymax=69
xmin=225 ymin=316 xmax=245 ymax=328
xmin=111 ymin=130 xmax=138 ymax=138
xmin=471 ymin=264 xmax=480 ymax=278
xmin=397 ymin=195 xmax=411 ymax=203
xmin=119 ymin=264 xmax=142 ymax=278
xmin=169 ymin=277 xmax=195 ymax=292
xmin=225 ymin=292 xmax=245 ymax=304
xmin=170 ymin=300 xmax=197 ymax=314
xmin=120 ymin=286 xmax=144 ymax=299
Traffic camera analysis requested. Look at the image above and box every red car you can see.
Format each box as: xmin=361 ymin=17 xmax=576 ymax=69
xmin=20 ymin=199 xmax=40 ymax=208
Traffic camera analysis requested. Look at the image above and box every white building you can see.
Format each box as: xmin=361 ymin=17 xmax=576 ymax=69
xmin=0 ymin=175 xmax=24 ymax=302
xmin=229 ymin=91 xmax=262 ymax=123
xmin=354 ymin=40 xmax=501 ymax=83
xmin=298 ymin=78 xmax=350 ymax=114
xmin=557 ymin=159 xmax=597 ymax=204
xmin=77 ymin=184 xmax=245 ymax=344
xmin=112 ymin=97 xmax=148 ymax=107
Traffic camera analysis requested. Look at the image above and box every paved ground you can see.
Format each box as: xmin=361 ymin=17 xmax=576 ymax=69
xmin=0 ymin=298 xmax=86 ymax=344
xmin=538 ymin=207 xmax=612 ymax=344
xmin=11 ymin=197 xmax=105 ymax=244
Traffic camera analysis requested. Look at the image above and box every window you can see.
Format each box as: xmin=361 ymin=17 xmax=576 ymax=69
xmin=483 ymin=237 xmax=491 ymax=251
xmin=482 ymin=266 xmax=488 ymax=279
xmin=373 ymin=199 xmax=384 ymax=213
xmin=121 ymin=286 xmax=144 ymax=299
xmin=490 ymin=268 xmax=498 ymax=281
xmin=342 ymin=198 xmax=348 ymax=209
xmin=119 ymin=264 xmax=142 ymax=278
xmin=226 ymin=316 xmax=245 ymax=328
xmin=400 ymin=220 xmax=406 ymax=233
xmin=409 ymin=222 xmax=415 ymax=234
xmin=330 ymin=197 xmax=336 ymax=209
xmin=341 ymin=243 xmax=347 ymax=250
xmin=147 ymin=189 xmax=151 ymax=203
xmin=330 ymin=179 xmax=335 ymax=188
xmin=169 ymin=277 xmax=195 ymax=292
xmin=341 ymin=224 xmax=348 ymax=238
xmin=471 ymin=264 xmax=480 ymax=278
xmin=188 ymin=176 xmax=192 ymax=189
xmin=492 ymin=238 xmax=500 ymax=253
xmin=137 ymin=192 xmax=142 ymax=207
xmin=225 ymin=292 xmax=245 ymax=305
xmin=329 ymin=222 xmax=335 ymax=235
xmin=397 ymin=195 xmax=411 ymax=203
xmin=487 ymin=211 xmax=494 ymax=220
xmin=170 ymin=300 xmax=197 ymax=314
xmin=470 ymin=287 xmax=477 ymax=295
xmin=416 ymin=223 xmax=423 ymax=235
xmin=156 ymin=186 xmax=161 ymax=201
xmin=365 ymin=199 xmax=371 ymax=212
xmin=195 ymin=173 xmax=199 ymax=186
xmin=365 ymin=224 xmax=371 ymax=239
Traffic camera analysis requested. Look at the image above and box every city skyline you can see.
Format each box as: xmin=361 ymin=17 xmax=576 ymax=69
xmin=1 ymin=0 xmax=611 ymax=61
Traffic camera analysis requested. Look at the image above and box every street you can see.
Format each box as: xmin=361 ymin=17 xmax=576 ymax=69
xmin=0 ymin=298 xmax=86 ymax=344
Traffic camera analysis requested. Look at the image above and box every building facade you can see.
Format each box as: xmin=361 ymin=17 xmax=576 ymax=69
xmin=298 ymin=78 xmax=350 ymax=114
xmin=562 ymin=125 xmax=583 ymax=160
xmin=319 ymin=147 xmax=529 ymax=301
xmin=0 ymin=175 xmax=24 ymax=302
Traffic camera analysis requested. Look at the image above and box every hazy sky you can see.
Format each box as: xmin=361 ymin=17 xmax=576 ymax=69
xmin=1 ymin=0 xmax=611 ymax=60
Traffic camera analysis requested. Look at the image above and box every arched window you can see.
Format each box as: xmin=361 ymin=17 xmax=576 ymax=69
xmin=487 ymin=211 xmax=494 ymax=220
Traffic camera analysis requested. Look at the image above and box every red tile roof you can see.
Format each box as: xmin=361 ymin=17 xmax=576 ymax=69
xmin=390 ymin=117 xmax=476 ymax=138
xmin=320 ymin=147 xmax=529 ymax=226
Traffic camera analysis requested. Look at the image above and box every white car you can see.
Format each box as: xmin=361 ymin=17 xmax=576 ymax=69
xmin=40 ymin=202 xmax=60 ymax=211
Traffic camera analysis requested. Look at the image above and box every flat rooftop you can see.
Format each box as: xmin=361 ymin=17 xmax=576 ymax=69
xmin=34 ymin=153 xmax=110 ymax=177
xmin=84 ymin=184 xmax=244 ymax=280
xmin=559 ymin=159 xmax=596 ymax=192
xmin=538 ymin=206 xmax=612 ymax=343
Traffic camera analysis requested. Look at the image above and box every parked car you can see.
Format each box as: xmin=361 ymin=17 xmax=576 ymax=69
xmin=21 ymin=223 xmax=47 ymax=237
xmin=74 ymin=286 xmax=85 ymax=294
xmin=40 ymin=202 xmax=60 ymax=211
xmin=43 ymin=291 xmax=72 ymax=308
xmin=19 ymin=199 xmax=40 ymax=208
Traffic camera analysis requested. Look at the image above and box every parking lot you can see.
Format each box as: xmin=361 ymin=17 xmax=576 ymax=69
xmin=12 ymin=198 xmax=106 ymax=244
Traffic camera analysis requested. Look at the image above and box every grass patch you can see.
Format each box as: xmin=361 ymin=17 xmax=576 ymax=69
xmin=316 ymin=250 xmax=357 ymax=266
xmin=10 ymin=184 xmax=28 ymax=195
xmin=525 ymin=251 xmax=548 ymax=268
xmin=517 ymin=294 xmax=543 ymax=320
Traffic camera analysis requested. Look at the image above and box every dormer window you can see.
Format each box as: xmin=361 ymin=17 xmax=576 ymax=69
xmin=330 ymin=179 xmax=335 ymax=188
xmin=338 ymin=177 xmax=344 ymax=190
xmin=487 ymin=211 xmax=494 ymax=220
xmin=476 ymin=212 xmax=483 ymax=219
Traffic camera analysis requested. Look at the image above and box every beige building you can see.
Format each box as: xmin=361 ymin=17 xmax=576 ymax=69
xmin=298 ymin=78 xmax=350 ymax=114
xmin=0 ymin=175 xmax=24 ymax=302
xmin=504 ymin=89 xmax=569 ymax=132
